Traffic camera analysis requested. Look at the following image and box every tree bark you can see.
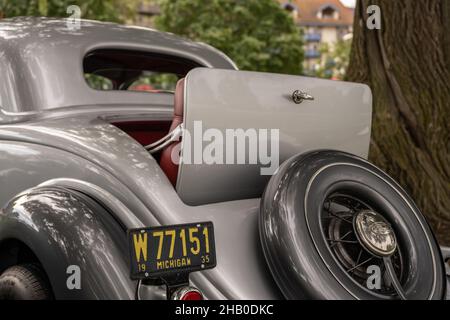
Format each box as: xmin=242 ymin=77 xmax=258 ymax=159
xmin=346 ymin=0 xmax=450 ymax=244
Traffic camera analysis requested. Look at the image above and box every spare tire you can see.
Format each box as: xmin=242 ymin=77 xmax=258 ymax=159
xmin=259 ymin=150 xmax=446 ymax=300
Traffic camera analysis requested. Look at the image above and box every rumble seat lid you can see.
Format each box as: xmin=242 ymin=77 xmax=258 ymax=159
xmin=177 ymin=68 xmax=372 ymax=205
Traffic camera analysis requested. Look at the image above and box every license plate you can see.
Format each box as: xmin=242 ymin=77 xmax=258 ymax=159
xmin=128 ymin=222 xmax=216 ymax=279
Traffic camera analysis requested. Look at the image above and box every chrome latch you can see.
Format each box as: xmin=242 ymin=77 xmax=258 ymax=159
xmin=292 ymin=90 xmax=314 ymax=104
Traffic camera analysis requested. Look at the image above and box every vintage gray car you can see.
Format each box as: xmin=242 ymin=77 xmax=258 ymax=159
xmin=0 ymin=17 xmax=448 ymax=300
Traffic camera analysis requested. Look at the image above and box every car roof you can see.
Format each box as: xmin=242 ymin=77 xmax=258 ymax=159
xmin=0 ymin=17 xmax=236 ymax=112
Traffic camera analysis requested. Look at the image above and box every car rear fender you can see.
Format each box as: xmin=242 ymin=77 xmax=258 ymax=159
xmin=0 ymin=186 xmax=136 ymax=299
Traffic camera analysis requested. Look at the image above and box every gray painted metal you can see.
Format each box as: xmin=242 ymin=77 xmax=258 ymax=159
xmin=0 ymin=17 xmax=280 ymax=299
xmin=0 ymin=186 xmax=135 ymax=299
xmin=0 ymin=110 xmax=281 ymax=299
xmin=0 ymin=17 xmax=236 ymax=112
xmin=177 ymin=68 xmax=372 ymax=205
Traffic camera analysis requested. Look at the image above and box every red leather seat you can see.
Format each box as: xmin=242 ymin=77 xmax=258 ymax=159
xmin=159 ymin=78 xmax=185 ymax=186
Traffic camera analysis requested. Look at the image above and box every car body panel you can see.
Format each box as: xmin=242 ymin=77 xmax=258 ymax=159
xmin=0 ymin=186 xmax=135 ymax=299
xmin=178 ymin=68 xmax=372 ymax=205
xmin=0 ymin=111 xmax=282 ymax=299
xmin=0 ymin=17 xmax=236 ymax=113
xmin=0 ymin=17 xmax=279 ymax=299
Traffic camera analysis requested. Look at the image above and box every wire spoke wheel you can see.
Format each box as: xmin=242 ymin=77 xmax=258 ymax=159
xmin=260 ymin=150 xmax=445 ymax=299
xmin=321 ymin=194 xmax=406 ymax=298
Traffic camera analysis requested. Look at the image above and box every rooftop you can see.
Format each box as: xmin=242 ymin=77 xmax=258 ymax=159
xmin=280 ymin=0 xmax=354 ymax=27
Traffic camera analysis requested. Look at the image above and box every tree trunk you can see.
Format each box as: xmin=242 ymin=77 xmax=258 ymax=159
xmin=346 ymin=0 xmax=450 ymax=245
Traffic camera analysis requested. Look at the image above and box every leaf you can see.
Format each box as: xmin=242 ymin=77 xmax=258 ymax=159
xmin=155 ymin=0 xmax=304 ymax=74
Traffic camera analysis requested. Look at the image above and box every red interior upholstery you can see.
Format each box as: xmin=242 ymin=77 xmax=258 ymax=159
xmin=111 ymin=121 xmax=171 ymax=146
xmin=159 ymin=78 xmax=185 ymax=186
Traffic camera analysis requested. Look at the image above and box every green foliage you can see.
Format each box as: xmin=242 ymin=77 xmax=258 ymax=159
xmin=314 ymin=39 xmax=352 ymax=80
xmin=132 ymin=73 xmax=179 ymax=91
xmin=155 ymin=0 xmax=304 ymax=74
xmin=84 ymin=73 xmax=113 ymax=90
xmin=0 ymin=0 xmax=138 ymax=22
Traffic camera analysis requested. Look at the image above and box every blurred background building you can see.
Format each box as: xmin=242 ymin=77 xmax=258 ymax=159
xmin=134 ymin=0 xmax=354 ymax=79
xmin=279 ymin=0 xmax=354 ymax=75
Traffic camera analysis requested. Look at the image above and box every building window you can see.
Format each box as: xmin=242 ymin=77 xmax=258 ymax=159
xmin=282 ymin=2 xmax=299 ymax=20
xmin=317 ymin=5 xmax=339 ymax=20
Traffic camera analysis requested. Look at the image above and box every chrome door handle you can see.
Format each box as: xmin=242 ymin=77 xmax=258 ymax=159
xmin=292 ymin=90 xmax=314 ymax=104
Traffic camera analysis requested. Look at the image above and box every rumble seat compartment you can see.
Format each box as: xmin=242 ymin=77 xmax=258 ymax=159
xmin=176 ymin=68 xmax=372 ymax=205
xmin=111 ymin=121 xmax=171 ymax=146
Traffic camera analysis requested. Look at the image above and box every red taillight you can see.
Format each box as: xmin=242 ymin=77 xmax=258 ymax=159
xmin=172 ymin=286 xmax=204 ymax=300
xmin=180 ymin=290 xmax=203 ymax=300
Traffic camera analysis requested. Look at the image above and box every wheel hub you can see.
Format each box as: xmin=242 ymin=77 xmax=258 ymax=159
xmin=354 ymin=210 xmax=397 ymax=257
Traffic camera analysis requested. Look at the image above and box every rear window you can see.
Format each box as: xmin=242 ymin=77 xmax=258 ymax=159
xmin=83 ymin=49 xmax=202 ymax=92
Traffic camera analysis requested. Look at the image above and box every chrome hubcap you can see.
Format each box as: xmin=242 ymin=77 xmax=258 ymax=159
xmin=354 ymin=210 xmax=397 ymax=257
xmin=321 ymin=194 xmax=406 ymax=298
